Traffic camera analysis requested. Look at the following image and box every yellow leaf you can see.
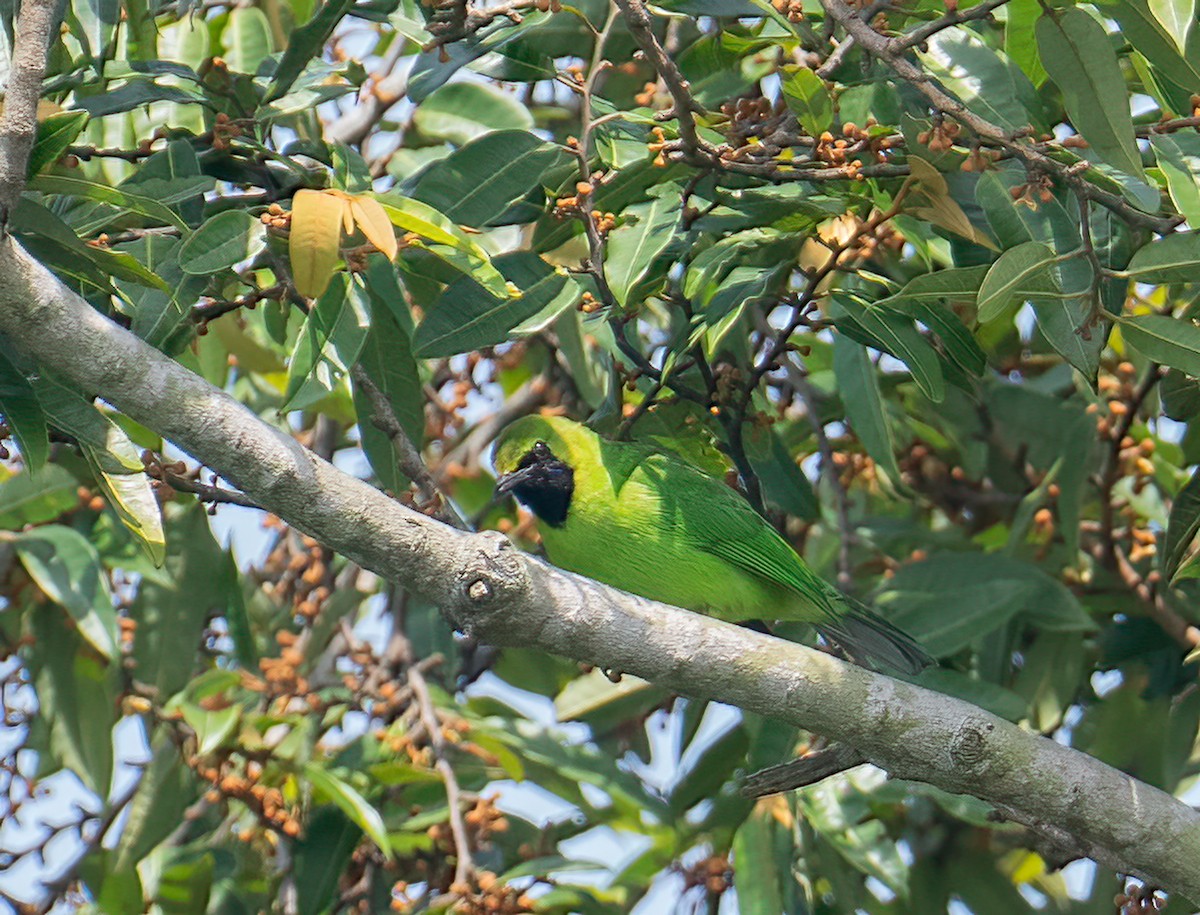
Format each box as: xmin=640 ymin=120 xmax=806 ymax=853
xmin=349 ymin=195 xmax=399 ymax=260
xmin=907 ymin=158 xmax=999 ymax=252
xmin=290 ymin=189 xmax=348 ymax=297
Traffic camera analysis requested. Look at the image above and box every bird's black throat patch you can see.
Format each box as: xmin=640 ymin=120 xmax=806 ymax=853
xmin=506 ymin=442 xmax=574 ymax=527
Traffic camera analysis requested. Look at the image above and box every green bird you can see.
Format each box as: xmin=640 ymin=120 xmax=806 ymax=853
xmin=492 ymin=414 xmax=931 ymax=674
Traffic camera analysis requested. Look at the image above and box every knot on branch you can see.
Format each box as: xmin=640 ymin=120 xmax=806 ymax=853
xmin=948 ymin=717 xmax=996 ymax=775
xmin=448 ymin=531 xmax=530 ymax=635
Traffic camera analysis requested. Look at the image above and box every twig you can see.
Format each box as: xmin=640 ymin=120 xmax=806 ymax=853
xmin=1111 ymin=545 xmax=1200 ymax=650
xmin=1097 ymin=366 xmax=1164 ymax=566
xmin=0 ymin=0 xmax=58 ymax=224
xmin=161 ymin=469 xmax=263 ymax=509
xmin=350 ymin=365 xmax=468 ymax=530
xmin=741 ymin=743 xmax=866 ymax=796
xmin=816 ymin=0 xmax=1180 ymax=234
xmin=34 ymin=768 xmax=146 ymax=914
xmin=408 ymin=664 xmax=474 ymax=885
xmin=892 ymin=0 xmax=1012 ymax=50
xmin=612 ymin=0 xmax=718 ymax=166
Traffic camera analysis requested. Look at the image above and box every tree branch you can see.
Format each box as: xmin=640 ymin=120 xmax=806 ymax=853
xmin=0 ymin=0 xmax=57 ymax=224
xmin=350 ymin=365 xmax=469 ymax=530
xmin=816 ymin=0 xmax=1181 ymax=234
xmin=1 ymin=235 xmax=1200 ymax=897
xmin=612 ymin=0 xmax=718 ymax=166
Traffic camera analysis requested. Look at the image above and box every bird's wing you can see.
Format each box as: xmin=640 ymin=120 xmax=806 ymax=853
xmin=648 ymin=457 xmax=837 ymax=620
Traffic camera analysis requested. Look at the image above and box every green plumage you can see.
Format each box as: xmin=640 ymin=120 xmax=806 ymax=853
xmin=493 ymin=415 xmax=930 ymax=674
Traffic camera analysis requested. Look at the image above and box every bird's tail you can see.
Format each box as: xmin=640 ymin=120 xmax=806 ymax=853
xmin=816 ymin=594 xmax=932 ymax=675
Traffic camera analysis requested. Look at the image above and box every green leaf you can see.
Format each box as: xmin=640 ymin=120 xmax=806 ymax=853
xmin=1163 ymin=466 xmax=1200 ymax=581
xmin=284 ymin=275 xmax=372 ymax=411
xmin=29 ymin=111 xmax=90 ymax=177
xmin=71 ymin=81 xmax=208 ymax=117
xmin=408 ymin=130 xmax=573 ymax=227
xmin=29 ymin=612 xmax=118 ymax=795
xmin=1036 ymin=9 xmax=1144 ymax=178
xmin=114 ymin=736 xmax=196 ymax=871
xmin=876 ymin=552 xmax=1090 ymax=655
xmin=830 ymin=296 xmax=945 ymax=403
xmin=1162 ymin=367 xmax=1200 ymax=420
xmin=919 ymin=27 xmax=1044 ymax=133
xmin=1005 ymin=0 xmax=1047 ymax=84
xmin=745 ymin=425 xmax=820 ymax=520
xmin=875 ymin=266 xmax=989 ymax=309
xmin=178 ymin=210 xmax=261 ymax=274
xmin=1120 ymin=313 xmax=1200 ymax=376
xmin=377 ymin=193 xmax=507 ymax=295
xmin=877 ymin=271 xmax=989 ymax=376
xmin=33 ymin=376 xmax=166 ymax=563
xmin=1096 ymin=0 xmax=1200 ymax=98
xmin=780 ymin=66 xmax=833 ymax=136
xmin=413 ymin=251 xmax=572 ymax=357
xmin=976 ymin=241 xmax=1061 ymax=323
xmin=17 ymin=525 xmax=118 ymax=659
xmin=1125 ymin=231 xmax=1200 ymax=283
xmin=133 ymin=504 xmax=240 ymax=696
xmin=266 ymin=0 xmax=355 ymax=100
xmin=604 ymin=193 xmax=680 ymax=307
xmin=31 ymin=174 xmax=190 ymax=232
xmin=832 ymin=335 xmax=905 ymax=486
xmin=413 ymin=81 xmax=534 ymax=144
xmin=0 ymin=343 xmax=49 ymax=471
xmin=292 ymin=807 xmax=363 ymax=915
xmin=1152 ymin=136 xmax=1200 ymax=227
xmin=224 ymin=6 xmax=273 ymax=74
xmin=1150 ymin=0 xmax=1194 ymax=52
xmin=0 ymin=465 xmax=79 ymax=528
xmin=353 ymin=307 xmax=424 ymax=494
xmin=303 ymin=763 xmax=392 ymax=856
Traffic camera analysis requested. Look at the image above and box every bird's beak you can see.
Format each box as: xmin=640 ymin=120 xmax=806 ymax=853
xmin=495 ymin=466 xmax=537 ymax=495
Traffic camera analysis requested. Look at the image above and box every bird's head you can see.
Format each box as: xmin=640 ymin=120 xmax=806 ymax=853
xmin=493 ymin=415 xmax=580 ymax=527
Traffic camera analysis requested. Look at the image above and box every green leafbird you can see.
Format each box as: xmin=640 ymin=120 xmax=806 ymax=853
xmin=493 ymin=414 xmax=931 ymax=674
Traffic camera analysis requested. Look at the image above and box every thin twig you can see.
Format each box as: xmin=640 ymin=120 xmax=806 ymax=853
xmin=612 ymin=0 xmax=718 ymax=166
xmin=892 ymin=0 xmax=1012 ymax=50
xmin=816 ymin=0 xmax=1180 ymax=234
xmin=161 ymin=469 xmax=263 ymax=509
xmin=351 ymin=365 xmax=468 ymax=530
xmin=1111 ymin=544 xmax=1200 ymax=650
xmin=408 ymin=664 xmax=474 ymax=885
xmin=34 ymin=768 xmax=147 ymax=914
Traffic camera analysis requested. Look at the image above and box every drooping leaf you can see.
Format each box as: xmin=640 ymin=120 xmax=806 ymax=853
xmin=833 ymin=335 xmax=905 ymax=486
xmin=290 ymin=189 xmax=350 ymax=298
xmin=303 ymin=763 xmax=392 ymax=856
xmin=17 ymin=525 xmax=118 ymax=659
xmin=1036 ymin=8 xmax=1145 ymax=178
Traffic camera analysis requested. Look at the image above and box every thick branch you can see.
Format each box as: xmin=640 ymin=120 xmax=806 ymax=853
xmin=0 ymin=236 xmax=1199 ymax=897
xmin=0 ymin=0 xmax=57 ymax=223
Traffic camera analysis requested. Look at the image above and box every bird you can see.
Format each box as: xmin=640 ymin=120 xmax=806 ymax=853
xmin=492 ymin=414 xmax=931 ymax=674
